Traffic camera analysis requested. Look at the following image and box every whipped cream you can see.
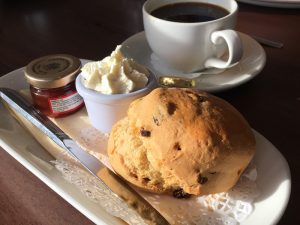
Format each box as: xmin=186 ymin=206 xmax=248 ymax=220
xmin=81 ymin=45 xmax=149 ymax=94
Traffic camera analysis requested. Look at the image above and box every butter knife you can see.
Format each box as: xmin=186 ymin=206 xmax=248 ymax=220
xmin=0 ymin=87 xmax=169 ymax=225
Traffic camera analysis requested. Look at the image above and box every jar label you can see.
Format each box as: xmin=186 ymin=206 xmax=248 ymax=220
xmin=49 ymin=92 xmax=84 ymax=115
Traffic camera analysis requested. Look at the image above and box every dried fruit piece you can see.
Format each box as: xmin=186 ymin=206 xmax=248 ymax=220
xmin=197 ymin=95 xmax=205 ymax=103
xmin=172 ymin=188 xmax=191 ymax=199
xmin=140 ymin=128 xmax=151 ymax=137
xmin=198 ymin=174 xmax=208 ymax=184
xmin=167 ymin=102 xmax=177 ymax=115
xmin=174 ymin=142 xmax=181 ymax=151
xmin=142 ymin=177 xmax=151 ymax=183
xmin=130 ymin=172 xmax=138 ymax=179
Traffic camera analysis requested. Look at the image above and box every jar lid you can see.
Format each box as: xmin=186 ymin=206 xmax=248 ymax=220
xmin=25 ymin=54 xmax=81 ymax=88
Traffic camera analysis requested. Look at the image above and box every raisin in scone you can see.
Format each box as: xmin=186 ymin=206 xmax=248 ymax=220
xmin=107 ymin=88 xmax=255 ymax=197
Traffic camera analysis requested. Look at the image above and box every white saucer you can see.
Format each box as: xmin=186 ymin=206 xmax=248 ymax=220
xmin=121 ymin=31 xmax=266 ymax=93
xmin=237 ymin=0 xmax=300 ymax=8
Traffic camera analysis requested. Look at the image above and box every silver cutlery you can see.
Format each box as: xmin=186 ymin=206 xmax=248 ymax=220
xmin=0 ymin=87 xmax=169 ymax=225
xmin=251 ymin=35 xmax=283 ymax=48
xmin=158 ymin=67 xmax=225 ymax=88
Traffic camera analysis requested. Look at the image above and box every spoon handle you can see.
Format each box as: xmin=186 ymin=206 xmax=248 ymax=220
xmin=252 ymin=35 xmax=283 ymax=48
xmin=158 ymin=76 xmax=197 ymax=88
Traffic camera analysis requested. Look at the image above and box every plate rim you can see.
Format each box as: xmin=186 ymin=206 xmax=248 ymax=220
xmin=250 ymin=130 xmax=291 ymax=225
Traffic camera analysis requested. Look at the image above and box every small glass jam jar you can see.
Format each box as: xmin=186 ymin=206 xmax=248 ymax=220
xmin=25 ymin=54 xmax=84 ymax=117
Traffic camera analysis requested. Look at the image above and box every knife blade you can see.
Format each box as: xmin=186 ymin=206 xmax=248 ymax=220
xmin=0 ymin=87 xmax=169 ymax=225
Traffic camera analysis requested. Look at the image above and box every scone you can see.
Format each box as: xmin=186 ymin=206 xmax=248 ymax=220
xmin=107 ymin=88 xmax=255 ymax=197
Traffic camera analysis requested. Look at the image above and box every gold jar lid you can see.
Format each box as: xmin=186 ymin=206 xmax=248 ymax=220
xmin=25 ymin=54 xmax=81 ymax=88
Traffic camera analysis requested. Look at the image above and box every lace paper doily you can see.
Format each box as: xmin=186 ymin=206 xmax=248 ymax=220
xmin=52 ymin=127 xmax=259 ymax=225
xmin=53 ymin=160 xmax=147 ymax=225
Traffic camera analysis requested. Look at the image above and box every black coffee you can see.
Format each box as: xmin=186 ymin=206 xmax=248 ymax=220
xmin=151 ymin=2 xmax=229 ymax=23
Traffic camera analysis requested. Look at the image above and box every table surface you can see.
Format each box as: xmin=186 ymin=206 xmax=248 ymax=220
xmin=0 ymin=0 xmax=299 ymax=224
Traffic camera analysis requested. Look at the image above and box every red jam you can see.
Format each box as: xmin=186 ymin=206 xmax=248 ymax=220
xmin=25 ymin=54 xmax=84 ymax=117
xmin=30 ymin=80 xmax=84 ymax=117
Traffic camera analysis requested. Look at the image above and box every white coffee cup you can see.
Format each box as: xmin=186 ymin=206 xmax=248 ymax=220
xmin=143 ymin=0 xmax=243 ymax=73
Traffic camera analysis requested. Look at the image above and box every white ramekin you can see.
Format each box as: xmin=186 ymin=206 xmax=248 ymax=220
xmin=75 ymin=72 xmax=157 ymax=133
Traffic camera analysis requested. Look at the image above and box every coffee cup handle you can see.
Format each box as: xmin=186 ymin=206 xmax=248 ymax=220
xmin=205 ymin=30 xmax=243 ymax=69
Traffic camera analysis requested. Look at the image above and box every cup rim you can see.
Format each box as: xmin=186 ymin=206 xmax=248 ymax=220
xmin=143 ymin=0 xmax=238 ymax=26
xmin=75 ymin=70 xmax=157 ymax=104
